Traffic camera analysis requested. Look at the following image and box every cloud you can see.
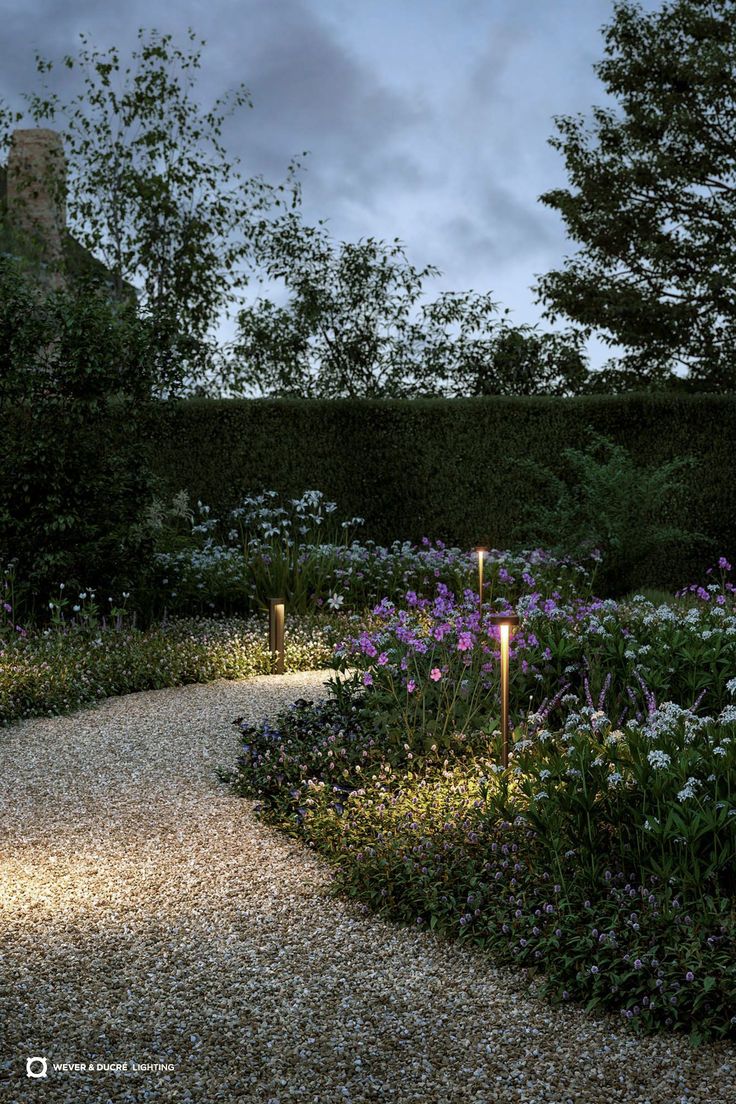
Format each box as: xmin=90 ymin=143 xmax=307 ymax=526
xmin=0 ymin=0 xmax=637 ymax=363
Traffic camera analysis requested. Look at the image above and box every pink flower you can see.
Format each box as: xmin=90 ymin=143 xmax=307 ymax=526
xmin=430 ymin=668 xmax=442 ymax=681
xmin=407 ymin=679 xmax=416 ymax=693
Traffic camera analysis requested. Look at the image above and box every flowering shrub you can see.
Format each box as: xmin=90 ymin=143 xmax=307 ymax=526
xmin=511 ymin=701 xmax=736 ymax=898
xmin=153 ymin=490 xmax=598 ymax=616
xmin=304 ymin=757 xmax=736 ymax=1041
xmin=230 ymin=692 xmax=736 ymax=1040
xmin=334 ymin=579 xmax=736 ymax=758
xmin=229 ymin=560 xmax=736 ymax=1040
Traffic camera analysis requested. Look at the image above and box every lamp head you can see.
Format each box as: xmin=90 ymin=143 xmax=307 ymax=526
xmin=488 ymin=612 xmax=520 ymax=630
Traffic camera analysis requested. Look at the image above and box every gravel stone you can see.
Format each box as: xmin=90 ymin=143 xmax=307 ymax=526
xmin=1 ymin=672 xmax=734 ymax=1103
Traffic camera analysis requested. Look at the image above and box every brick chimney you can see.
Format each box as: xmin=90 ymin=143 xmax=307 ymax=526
xmin=6 ymin=128 xmax=66 ymax=283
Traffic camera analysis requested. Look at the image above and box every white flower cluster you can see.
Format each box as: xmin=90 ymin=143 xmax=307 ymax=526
xmin=677 ymin=777 xmax=701 ymax=802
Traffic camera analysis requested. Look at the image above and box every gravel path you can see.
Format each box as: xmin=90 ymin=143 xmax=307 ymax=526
xmin=2 ymin=673 xmax=735 ymax=1104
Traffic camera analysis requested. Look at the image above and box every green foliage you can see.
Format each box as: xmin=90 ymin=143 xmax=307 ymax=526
xmin=0 ymin=258 xmax=155 ymax=610
xmin=514 ymin=433 xmax=704 ymax=594
xmin=232 ymin=214 xmax=589 ymax=398
xmin=311 ymin=758 xmax=736 ymax=1041
xmin=229 ymin=654 xmax=736 ymax=1039
xmin=8 ymin=28 xmax=302 ymax=393
xmin=145 ymin=394 xmax=735 ymax=591
xmin=538 ymin=0 xmax=736 ymax=388
xmin=0 ymin=614 xmax=336 ymax=725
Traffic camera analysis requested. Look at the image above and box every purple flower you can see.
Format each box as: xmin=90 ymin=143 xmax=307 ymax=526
xmin=362 ymin=672 xmax=373 ymax=687
xmin=685 ymin=970 xmax=695 ymax=982
xmin=358 ymin=632 xmax=377 ymax=657
xmin=407 ymin=679 xmax=416 ymax=694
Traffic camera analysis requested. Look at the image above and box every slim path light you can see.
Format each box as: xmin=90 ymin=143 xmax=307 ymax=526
xmin=489 ymin=611 xmax=520 ymax=769
xmin=474 ymin=546 xmax=488 ymax=611
xmin=268 ymin=598 xmax=285 ymax=674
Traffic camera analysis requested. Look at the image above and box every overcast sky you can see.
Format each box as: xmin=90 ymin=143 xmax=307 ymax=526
xmin=0 ymin=0 xmax=658 ymax=366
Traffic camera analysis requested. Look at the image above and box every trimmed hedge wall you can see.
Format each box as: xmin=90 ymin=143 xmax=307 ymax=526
xmin=147 ymin=395 xmax=736 ymax=589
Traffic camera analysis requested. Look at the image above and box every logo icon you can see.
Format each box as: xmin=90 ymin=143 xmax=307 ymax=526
xmin=26 ymin=1057 xmax=48 ymax=1079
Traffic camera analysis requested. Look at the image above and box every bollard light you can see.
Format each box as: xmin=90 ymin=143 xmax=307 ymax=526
xmin=268 ymin=598 xmax=285 ymax=674
xmin=489 ymin=611 xmax=520 ymax=768
xmin=474 ymin=546 xmax=488 ymax=610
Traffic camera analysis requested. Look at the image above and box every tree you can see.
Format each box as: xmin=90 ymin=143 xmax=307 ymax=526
xmin=537 ymin=0 xmax=736 ymax=390
xmin=0 ymin=257 xmax=157 ymax=606
xmin=4 ymin=29 xmax=302 ymax=394
xmin=232 ymin=214 xmax=588 ymax=397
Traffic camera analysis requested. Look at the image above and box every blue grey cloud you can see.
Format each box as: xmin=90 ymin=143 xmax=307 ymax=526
xmin=0 ymin=0 xmax=659 ymax=364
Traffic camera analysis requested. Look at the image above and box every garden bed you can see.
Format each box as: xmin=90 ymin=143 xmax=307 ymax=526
xmin=227 ymin=561 xmax=736 ymax=1041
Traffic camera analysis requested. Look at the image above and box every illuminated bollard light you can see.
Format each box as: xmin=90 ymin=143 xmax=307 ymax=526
xmin=489 ymin=611 xmax=520 ymax=769
xmin=268 ymin=598 xmax=285 ymax=674
xmin=474 ymin=546 xmax=488 ymax=611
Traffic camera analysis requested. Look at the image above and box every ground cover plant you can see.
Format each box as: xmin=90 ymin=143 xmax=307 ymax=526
xmin=228 ymin=557 xmax=736 ymax=1041
xmin=0 ymin=611 xmax=337 ymax=725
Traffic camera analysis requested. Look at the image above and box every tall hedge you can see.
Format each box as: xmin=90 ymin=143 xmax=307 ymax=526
xmin=148 ymin=395 xmax=736 ymax=588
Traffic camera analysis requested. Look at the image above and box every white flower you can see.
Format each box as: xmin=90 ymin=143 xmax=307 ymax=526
xmin=647 ymin=749 xmax=671 ymax=770
xmin=608 ymin=772 xmax=623 ymax=789
xmin=677 ymin=777 xmax=700 ymax=802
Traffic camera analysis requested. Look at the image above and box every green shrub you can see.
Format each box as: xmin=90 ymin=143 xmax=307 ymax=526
xmin=513 ymin=434 xmax=704 ymax=594
xmin=0 ymin=258 xmax=156 ymax=616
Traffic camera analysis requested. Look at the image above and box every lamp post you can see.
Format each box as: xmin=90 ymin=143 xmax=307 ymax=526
xmin=489 ymin=611 xmax=519 ymax=768
xmin=473 ymin=546 xmax=488 ymax=611
xmin=268 ymin=598 xmax=285 ymax=674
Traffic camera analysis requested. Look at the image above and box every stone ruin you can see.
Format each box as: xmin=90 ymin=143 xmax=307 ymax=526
xmin=3 ymin=127 xmax=67 ymax=285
